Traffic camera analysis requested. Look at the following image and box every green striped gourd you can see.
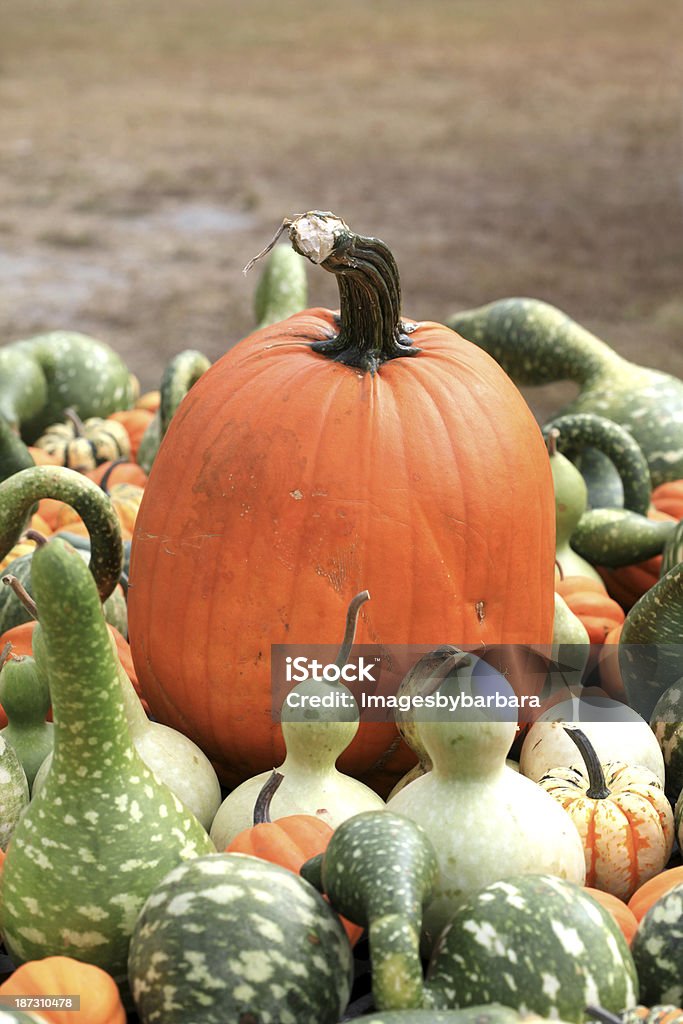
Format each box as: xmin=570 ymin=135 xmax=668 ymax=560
xmin=425 ymin=875 xmax=639 ymax=1020
xmin=348 ymin=1012 xmax=572 ymax=1024
xmin=209 ymin=591 xmax=384 ymax=848
xmin=387 ymin=653 xmax=586 ymax=947
xmin=0 ymin=732 xmax=29 ymax=850
xmin=0 ymin=330 xmax=136 ymax=444
xmin=619 ymin=563 xmax=683 ymax=720
xmin=447 ymin=297 xmax=683 ymax=487
xmin=631 ymin=883 xmax=683 ymax=1005
xmin=0 ymin=537 xmax=215 ymax=995
xmin=128 ymin=852 xmax=353 ymax=1024
xmin=136 ymin=349 xmax=211 ymax=474
xmin=0 ymin=647 xmax=53 ymax=792
xmin=650 ymin=681 xmax=683 ymax=802
xmin=661 ymin=519 xmax=683 ymax=577
xmin=253 ymin=242 xmax=308 ymax=328
xmin=301 ymin=810 xmax=438 ymax=1011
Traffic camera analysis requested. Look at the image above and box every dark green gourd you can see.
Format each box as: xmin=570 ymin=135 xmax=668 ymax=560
xmin=447 ymin=297 xmax=683 ymax=487
xmin=0 ymin=537 xmax=215 ymax=995
xmin=136 ymin=349 xmax=211 ymax=474
xmin=301 ymin=810 xmax=438 ymax=1011
xmin=630 ymin=882 xmax=683 ymax=1005
xmin=0 ymin=647 xmax=53 ymax=792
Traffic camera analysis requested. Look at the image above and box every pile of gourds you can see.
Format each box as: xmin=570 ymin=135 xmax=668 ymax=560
xmin=0 ymin=212 xmax=682 ymax=1022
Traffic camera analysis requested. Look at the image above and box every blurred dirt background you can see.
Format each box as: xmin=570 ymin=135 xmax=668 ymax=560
xmin=1 ymin=0 xmax=683 ymax=419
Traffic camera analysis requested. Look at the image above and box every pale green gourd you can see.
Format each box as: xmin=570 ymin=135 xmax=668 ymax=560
xmin=0 ymin=644 xmax=53 ymax=792
xmin=0 ymin=537 xmax=215 ymax=998
xmin=0 ymin=731 xmax=29 ymax=851
xmin=387 ymin=652 xmax=586 ymax=948
xmin=253 ymin=243 xmax=308 ymax=328
xmin=32 ymin=643 xmax=222 ymax=830
xmin=547 ymin=429 xmax=601 ymax=582
xmin=209 ymin=591 xmax=384 ymax=849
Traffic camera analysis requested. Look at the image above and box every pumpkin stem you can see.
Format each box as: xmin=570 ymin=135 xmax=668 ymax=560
xmin=63 ymin=407 xmax=86 ymax=437
xmin=563 ymin=726 xmax=611 ymax=800
xmin=285 ymin=212 xmax=421 ymax=373
xmin=2 ymin=573 xmax=38 ymax=620
xmin=0 ymin=641 xmax=12 ymax=672
xmin=335 ymin=590 xmax=370 ymax=670
xmin=252 ymin=770 xmax=285 ymax=826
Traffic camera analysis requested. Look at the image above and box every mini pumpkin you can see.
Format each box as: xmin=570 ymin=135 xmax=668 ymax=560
xmin=85 ymin=458 xmax=148 ymax=489
xmin=538 ymin=726 xmax=674 ymax=901
xmin=0 ymin=955 xmax=126 ymax=1024
xmin=106 ymin=408 xmax=155 ymax=460
xmin=35 ymin=408 xmax=130 ymax=472
xmin=651 ymin=479 xmax=683 ymax=520
xmin=554 ymin=575 xmax=625 ymax=644
xmin=628 ymin=865 xmax=683 ymax=923
xmin=584 ymin=886 xmax=638 ymax=945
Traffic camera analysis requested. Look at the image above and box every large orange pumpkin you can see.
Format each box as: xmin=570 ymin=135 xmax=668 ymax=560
xmin=128 ymin=213 xmax=556 ymax=789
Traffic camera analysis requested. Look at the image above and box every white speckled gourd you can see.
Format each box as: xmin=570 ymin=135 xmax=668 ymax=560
xmin=519 ymin=695 xmax=665 ymax=784
xmin=0 ymin=732 xmax=29 ymax=851
xmin=387 ymin=653 xmax=586 ymax=948
xmin=209 ymin=592 xmax=384 ymax=849
xmin=32 ymin=637 xmax=222 ymax=830
xmin=0 ymin=537 xmax=215 ymax=997
xmin=127 ymin=852 xmax=353 ymax=1024
xmin=0 ymin=646 xmax=53 ymax=792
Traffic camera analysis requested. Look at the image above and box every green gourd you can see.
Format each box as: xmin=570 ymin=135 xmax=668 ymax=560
xmin=570 ymin=508 xmax=675 ymax=569
xmin=0 ymin=537 xmax=215 ymax=995
xmin=630 ymin=882 xmax=683 ymax=1005
xmin=0 ymin=417 xmax=36 ymax=486
xmin=447 ymin=297 xmax=683 ymax=487
xmin=661 ymin=518 xmax=683 ymax=577
xmin=348 ymin=1012 xmax=570 ymax=1024
xmin=0 ymin=466 xmax=122 ymax=602
xmin=551 ymin=592 xmax=590 ymax=691
xmin=650 ymin=679 xmax=683 ymax=803
xmin=301 ymin=810 xmax=438 ymax=1011
xmin=253 ymin=242 xmax=308 ymax=328
xmin=0 ymin=731 xmax=29 ymax=851
xmin=0 ymin=646 xmax=53 ymax=792
xmin=0 ymin=330 xmax=137 ymax=444
xmin=387 ymin=652 xmax=586 ymax=948
xmin=136 ymin=349 xmax=211 ymax=474
xmin=209 ymin=591 xmax=384 ymax=848
xmin=619 ymin=563 xmax=683 ymax=720
xmin=546 ymin=429 xmax=601 ymax=581
xmin=128 ymin=852 xmax=353 ymax=1024
xmin=33 ymin=643 xmax=222 ymax=830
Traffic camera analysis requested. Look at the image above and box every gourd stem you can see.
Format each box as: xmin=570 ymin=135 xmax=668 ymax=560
xmin=564 ymin=726 xmax=611 ymax=800
xmin=63 ymin=407 xmax=86 ymax=437
xmin=24 ymin=529 xmax=47 ymax=547
xmin=335 ymin=590 xmax=370 ymax=669
xmin=546 ymin=427 xmax=559 ymax=458
xmin=0 ymin=641 xmax=11 ymax=671
xmin=584 ymin=1008 xmax=624 ymax=1024
xmin=554 ymin=559 xmax=564 ymax=582
xmin=287 ymin=213 xmax=420 ymax=373
xmin=2 ymin=573 xmax=38 ymax=620
xmin=253 ymin=770 xmax=284 ymax=826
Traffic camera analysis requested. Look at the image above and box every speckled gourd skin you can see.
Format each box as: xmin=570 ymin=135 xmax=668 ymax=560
xmin=304 ymin=810 xmax=438 ymax=1011
xmin=348 ymin=1011 xmax=563 ymax=1024
xmin=543 ymin=413 xmax=651 ymax=515
xmin=0 ymin=331 xmax=136 ymax=444
xmin=128 ymin=852 xmax=353 ymax=1024
xmin=136 ymin=349 xmax=211 ymax=474
xmin=619 ymin=563 xmax=683 ymax=720
xmin=650 ymin=680 xmax=683 ymax=803
xmin=0 ymin=466 xmax=123 ymax=602
xmin=0 ymin=538 xmax=215 ymax=995
xmin=424 ymin=875 xmax=639 ymax=1020
xmin=447 ymin=297 xmax=683 ymax=487
xmin=570 ymin=508 xmax=675 ymax=569
xmin=254 ymin=243 xmax=308 ymax=328
xmin=660 ymin=519 xmax=683 ymax=577
xmin=0 ymin=733 xmax=29 ymax=851
xmin=0 ymin=654 xmax=53 ymax=791
xmin=631 ymin=882 xmax=683 ymax=1005
xmin=0 ymin=417 xmax=36 ymax=487
xmin=387 ymin=669 xmax=586 ymax=947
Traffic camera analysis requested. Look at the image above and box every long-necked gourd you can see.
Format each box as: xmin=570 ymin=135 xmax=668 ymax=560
xmin=546 ymin=428 xmax=601 ymax=581
xmin=0 ymin=537 xmax=215 ymax=995
xmin=447 ymin=296 xmax=683 ymax=486
xmin=32 ymin=638 xmax=222 ymax=830
xmin=209 ymin=591 xmax=384 ymax=848
xmin=0 ymin=643 xmax=53 ymax=792
xmin=0 ymin=331 xmax=137 ymax=444
xmin=387 ymin=651 xmax=586 ymax=947
xmin=135 ymin=349 xmax=211 ymax=474
xmin=301 ymin=810 xmax=438 ymax=1011
xmin=253 ymin=242 xmax=308 ymax=328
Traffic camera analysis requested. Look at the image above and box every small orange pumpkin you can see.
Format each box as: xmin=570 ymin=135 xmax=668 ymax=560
xmin=107 ymin=408 xmax=155 ymax=460
xmin=85 ymin=458 xmax=148 ymax=489
xmin=0 ymin=956 xmax=126 ymax=1023
xmin=555 ymin=575 xmax=625 ymax=644
xmin=135 ymin=389 xmax=161 ymax=413
xmin=539 ymin=727 xmax=674 ymax=901
xmin=584 ymin=886 xmax=638 ymax=944
xmin=651 ymin=479 xmax=683 ymax=520
xmin=27 ymin=445 xmax=61 ymax=466
xmin=628 ymin=865 xmax=683 ymax=923
xmin=225 ymin=772 xmax=364 ymax=947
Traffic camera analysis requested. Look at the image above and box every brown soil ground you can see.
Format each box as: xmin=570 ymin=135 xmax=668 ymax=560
xmin=2 ymin=0 xmax=683 ymax=420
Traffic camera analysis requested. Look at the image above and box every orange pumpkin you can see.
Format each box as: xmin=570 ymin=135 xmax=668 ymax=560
xmin=107 ymin=408 xmax=155 ymax=460
xmin=555 ymin=575 xmax=625 ymax=644
xmin=628 ymin=865 xmax=683 ymax=922
xmin=0 ymin=956 xmax=126 ymax=1023
xmin=596 ymin=623 xmax=626 ymax=703
xmin=584 ymin=886 xmax=638 ymax=945
xmin=225 ymin=772 xmax=364 ymax=946
xmin=597 ymin=508 xmax=676 ymax=611
xmin=128 ymin=213 xmax=556 ymax=791
xmin=85 ymin=458 xmax=148 ymax=489
xmin=135 ymin=389 xmax=161 ymax=413
xmin=27 ymin=445 xmax=60 ymax=466
xmin=651 ymin=479 xmax=683 ymax=520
